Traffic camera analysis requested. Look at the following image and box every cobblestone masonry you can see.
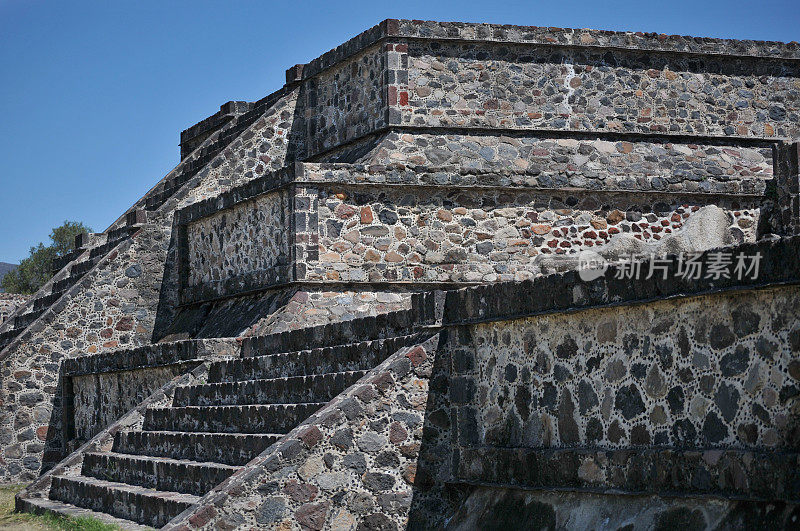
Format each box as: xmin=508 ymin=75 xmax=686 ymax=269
xmin=174 ymin=88 xmax=301 ymax=210
xmin=304 ymin=45 xmax=386 ymax=158
xmin=67 ymin=339 xmax=238 ymax=447
xmin=167 ymin=238 xmax=800 ymax=529
xmin=445 ymin=487 xmax=800 ymax=530
xmin=323 ymin=132 xmax=774 ymax=180
xmin=2 ymin=17 xmax=799 ymax=525
xmin=160 ymin=288 xmax=412 ymax=340
xmin=242 ymin=289 xmax=412 ymax=336
xmin=394 ymin=41 xmax=800 ymax=139
xmin=167 ymin=334 xmax=454 ymax=530
xmin=308 ymin=186 xmax=759 ymax=283
xmin=71 ymin=366 xmax=189 ymax=444
xmin=185 ymin=191 xmax=290 ymax=299
xmin=451 ymin=285 xmax=800 ymax=451
xmin=0 ymin=224 xmax=169 ymax=482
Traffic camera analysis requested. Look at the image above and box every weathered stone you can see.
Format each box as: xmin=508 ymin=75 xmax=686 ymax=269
xmin=645 ymin=364 xmax=667 ymax=399
xmin=358 ymin=432 xmax=388 ymax=453
xmin=256 ymin=497 xmax=286 ymax=525
xmin=703 ymin=411 xmax=729 ymax=443
xmin=557 ymin=389 xmax=579 ymax=444
xmin=715 ymin=382 xmax=740 ymax=422
xmin=284 ymin=480 xmax=318 ymax=503
xmin=362 ymin=472 xmax=395 ymax=491
xmin=295 ymin=501 xmax=330 ymax=530
xmin=604 ymin=359 xmax=626 ymax=382
xmin=577 ymin=380 xmax=598 ymax=414
xmin=615 ymin=384 xmax=645 ymax=420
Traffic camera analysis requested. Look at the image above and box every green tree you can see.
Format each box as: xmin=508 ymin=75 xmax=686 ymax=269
xmin=2 ymin=221 xmax=92 ymax=294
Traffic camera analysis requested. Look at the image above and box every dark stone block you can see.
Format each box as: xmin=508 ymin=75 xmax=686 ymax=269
xmin=330 ymin=428 xmax=353 ymax=450
xmin=709 ymin=324 xmax=736 ymax=349
xmin=557 ymin=389 xmax=579 ymax=444
xmin=720 ymin=346 xmax=750 ymax=377
xmin=255 ymin=497 xmax=286 ymax=525
xmin=577 ymin=380 xmax=599 ymax=414
xmin=362 ymin=472 xmax=395 ymax=491
xmin=555 ymin=336 xmax=578 ymax=359
xmin=732 ymin=306 xmax=761 ymax=337
xmin=667 ymin=386 xmax=685 ymax=415
xmin=715 ymin=382 xmax=740 ymax=422
xmin=450 ymin=377 xmax=475 ymax=404
xmin=586 ymin=417 xmax=603 ymax=443
xmin=357 ymin=513 xmax=398 ymax=531
xmin=703 ymin=411 xmax=729 ymax=443
xmin=615 ymin=384 xmax=646 ymax=420
xmin=541 ymin=383 xmax=558 ymax=412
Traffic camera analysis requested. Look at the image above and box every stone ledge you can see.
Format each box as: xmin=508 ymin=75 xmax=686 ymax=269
xmin=175 ymin=153 xmax=772 ymax=229
xmin=181 ymin=265 xmax=293 ymax=306
xmin=291 ymin=19 xmax=800 ymax=83
xmin=61 ymin=339 xmax=239 ymax=377
xmin=300 ymin=164 xmax=770 ymax=196
xmin=240 ymin=291 xmax=442 ymax=356
xmin=454 ymin=446 xmax=800 ymax=501
xmin=173 ymin=166 xmax=295 ymax=226
xmin=442 ymin=236 xmax=800 ymax=325
xmin=179 ymin=101 xmax=254 ymax=146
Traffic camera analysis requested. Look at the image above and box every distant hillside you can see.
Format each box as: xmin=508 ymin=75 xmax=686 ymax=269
xmin=0 ymin=262 xmax=18 ymax=292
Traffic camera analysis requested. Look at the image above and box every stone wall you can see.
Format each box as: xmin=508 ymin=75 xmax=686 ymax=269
xmin=435 ymin=237 xmax=800 ymax=510
xmin=303 ymin=45 xmax=387 ymax=158
xmin=71 ymin=366 xmax=188 ymax=444
xmin=307 ymin=184 xmax=759 ymax=283
xmin=184 ymin=191 xmax=291 ymax=301
xmin=445 ymin=487 xmax=800 ymax=530
xmin=174 ymin=88 xmax=301 ymax=211
xmin=452 ymin=285 xmax=799 ymax=451
xmin=161 ymin=237 xmax=800 ymax=529
xmin=0 ymin=224 xmax=169 ymax=482
xmin=64 ymin=339 xmax=238 ymax=445
xmin=323 ymin=132 xmax=774 ymax=181
xmin=394 ymin=41 xmax=800 ymax=139
xmin=174 ymin=154 xmax=770 ymax=296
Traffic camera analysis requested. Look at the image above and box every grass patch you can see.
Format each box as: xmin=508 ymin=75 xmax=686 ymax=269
xmin=0 ymin=484 xmax=119 ymax=530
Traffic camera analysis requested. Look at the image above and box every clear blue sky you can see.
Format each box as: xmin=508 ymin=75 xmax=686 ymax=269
xmin=1 ymin=0 xmax=797 ymax=263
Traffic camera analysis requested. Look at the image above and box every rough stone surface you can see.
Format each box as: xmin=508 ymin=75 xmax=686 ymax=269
xmin=4 ymin=17 xmax=800 ymax=530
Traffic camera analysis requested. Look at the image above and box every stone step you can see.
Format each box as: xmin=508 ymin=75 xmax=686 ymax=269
xmin=49 ymin=475 xmax=199 ymax=528
xmin=82 ymin=451 xmax=238 ymax=496
xmin=173 ymin=370 xmax=367 ymax=407
xmin=52 ymin=248 xmax=84 ymax=275
xmin=143 ymin=403 xmax=325 ymax=434
xmin=144 ymin=103 xmax=270 ymax=212
xmin=0 ymin=328 xmax=22 ymax=350
xmin=13 ymin=307 xmax=45 ymax=330
xmin=32 ymin=289 xmax=66 ymax=311
xmin=208 ymin=335 xmax=415 ymax=383
xmin=113 ymin=430 xmax=280 ymax=466
xmin=16 ymin=495 xmax=149 ymax=530
xmin=52 ymin=272 xmax=83 ymax=294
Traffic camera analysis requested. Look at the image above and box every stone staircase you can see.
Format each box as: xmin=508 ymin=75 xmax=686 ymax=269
xmin=33 ymin=334 xmax=419 ymax=528
xmin=0 ymin=225 xmax=138 ymax=351
xmin=0 ymin=88 xmax=294 ymax=354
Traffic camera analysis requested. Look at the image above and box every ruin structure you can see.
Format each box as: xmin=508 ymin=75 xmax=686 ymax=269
xmin=0 ymin=19 xmax=798 ymax=529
